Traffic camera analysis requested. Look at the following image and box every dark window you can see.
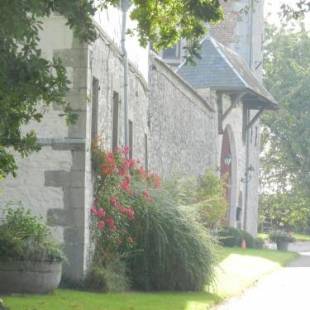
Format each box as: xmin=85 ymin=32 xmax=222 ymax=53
xmin=255 ymin=126 xmax=259 ymax=146
xmin=242 ymin=104 xmax=248 ymax=143
xmin=144 ymin=134 xmax=148 ymax=171
xmin=112 ymin=91 xmax=119 ymax=150
xmin=91 ymin=78 xmax=99 ymax=141
xmin=128 ymin=120 xmax=133 ymax=159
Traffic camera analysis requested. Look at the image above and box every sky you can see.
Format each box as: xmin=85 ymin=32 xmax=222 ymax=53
xmin=264 ymin=0 xmax=310 ymax=28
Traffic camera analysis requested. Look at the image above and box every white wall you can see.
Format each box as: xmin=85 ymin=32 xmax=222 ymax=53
xmin=93 ymin=2 xmax=149 ymax=81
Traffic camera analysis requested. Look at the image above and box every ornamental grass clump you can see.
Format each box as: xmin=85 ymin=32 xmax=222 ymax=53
xmin=127 ymin=186 xmax=217 ymax=291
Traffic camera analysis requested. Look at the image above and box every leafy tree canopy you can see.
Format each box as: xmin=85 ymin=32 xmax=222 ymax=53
xmin=262 ymin=25 xmax=310 ymax=195
xmin=261 ymin=24 xmax=310 ymax=231
xmin=281 ymin=1 xmax=310 ymax=20
xmin=0 ymin=0 xmax=224 ymax=178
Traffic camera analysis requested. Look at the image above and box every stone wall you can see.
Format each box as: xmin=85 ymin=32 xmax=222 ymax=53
xmin=148 ymin=55 xmax=217 ymax=178
xmin=214 ymin=92 xmax=260 ymax=235
xmin=0 ymin=14 xmax=150 ymax=282
xmin=0 ymin=15 xmax=90 ymax=281
xmin=89 ymin=25 xmax=149 ymax=159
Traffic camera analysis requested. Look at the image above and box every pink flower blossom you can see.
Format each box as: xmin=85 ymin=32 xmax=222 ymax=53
xmin=90 ymin=207 xmax=97 ymax=216
xmin=97 ymin=221 xmax=105 ymax=231
xmin=110 ymin=196 xmax=118 ymax=207
xmin=123 ymin=146 xmax=130 ymax=155
xmin=96 ymin=208 xmax=106 ymax=218
xmin=143 ymin=190 xmax=154 ymax=203
xmin=120 ymin=176 xmax=131 ymax=192
xmin=126 ymin=208 xmax=135 ymax=220
xmin=128 ymin=159 xmax=136 ymax=169
xmin=106 ymin=217 xmax=115 ymax=230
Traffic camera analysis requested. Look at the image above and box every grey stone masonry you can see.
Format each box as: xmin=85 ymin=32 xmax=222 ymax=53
xmin=149 ymin=54 xmax=217 ymax=178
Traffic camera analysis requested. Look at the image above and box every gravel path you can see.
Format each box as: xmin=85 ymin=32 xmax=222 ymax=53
xmin=214 ymin=242 xmax=310 ymax=310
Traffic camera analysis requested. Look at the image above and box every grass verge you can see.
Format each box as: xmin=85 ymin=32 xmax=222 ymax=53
xmin=258 ymin=232 xmax=310 ymax=242
xmin=213 ymin=247 xmax=298 ymax=298
xmin=2 ymin=248 xmax=298 ymax=310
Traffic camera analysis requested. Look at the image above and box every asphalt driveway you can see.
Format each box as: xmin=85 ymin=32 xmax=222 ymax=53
xmin=214 ymin=242 xmax=310 ymax=310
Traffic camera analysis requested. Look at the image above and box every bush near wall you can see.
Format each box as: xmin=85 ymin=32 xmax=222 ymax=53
xmin=165 ymin=172 xmax=228 ymax=230
xmin=88 ymin=142 xmax=216 ymax=292
xmin=217 ymin=227 xmax=263 ymax=249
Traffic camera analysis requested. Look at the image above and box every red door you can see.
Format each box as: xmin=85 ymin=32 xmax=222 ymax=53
xmin=220 ymin=129 xmax=232 ymax=208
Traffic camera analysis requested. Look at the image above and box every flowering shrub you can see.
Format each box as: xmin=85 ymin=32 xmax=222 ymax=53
xmin=90 ymin=141 xmax=160 ymax=264
xmin=89 ymin=141 xmax=216 ymax=292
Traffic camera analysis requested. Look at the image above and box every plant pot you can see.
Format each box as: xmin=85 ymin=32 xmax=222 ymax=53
xmin=0 ymin=260 xmax=62 ymax=294
xmin=276 ymin=241 xmax=289 ymax=251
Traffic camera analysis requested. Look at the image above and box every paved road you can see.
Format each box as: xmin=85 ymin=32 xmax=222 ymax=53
xmin=214 ymin=242 xmax=310 ymax=310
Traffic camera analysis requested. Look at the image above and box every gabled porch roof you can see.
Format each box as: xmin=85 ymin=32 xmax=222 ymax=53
xmin=177 ymin=36 xmax=278 ymax=110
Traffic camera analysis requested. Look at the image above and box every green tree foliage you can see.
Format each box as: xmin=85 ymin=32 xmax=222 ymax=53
xmin=281 ymin=1 xmax=310 ymax=20
xmin=261 ymin=25 xmax=310 ymax=231
xmin=165 ymin=171 xmax=228 ymax=229
xmin=262 ymin=25 xmax=310 ymax=195
xmin=259 ymin=192 xmax=310 ymax=231
xmin=0 ymin=0 xmax=224 ymax=178
xmin=0 ymin=0 xmax=96 ymax=178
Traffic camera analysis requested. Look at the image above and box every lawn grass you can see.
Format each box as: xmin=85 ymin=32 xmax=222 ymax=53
xmin=2 ymin=290 xmax=221 ymax=310
xmin=258 ymin=232 xmax=310 ymax=242
xmin=213 ymin=247 xmax=298 ymax=298
xmin=217 ymin=247 xmax=298 ymax=266
xmin=2 ymin=248 xmax=298 ymax=310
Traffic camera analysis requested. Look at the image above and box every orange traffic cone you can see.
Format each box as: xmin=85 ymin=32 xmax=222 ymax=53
xmin=241 ymin=239 xmax=247 ymax=249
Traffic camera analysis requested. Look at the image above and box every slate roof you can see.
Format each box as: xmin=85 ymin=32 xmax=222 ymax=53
xmin=177 ymin=37 xmax=278 ymax=110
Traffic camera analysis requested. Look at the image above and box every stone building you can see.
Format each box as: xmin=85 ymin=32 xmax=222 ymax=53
xmin=0 ymin=0 xmax=276 ymax=281
xmin=159 ymin=0 xmax=277 ymax=235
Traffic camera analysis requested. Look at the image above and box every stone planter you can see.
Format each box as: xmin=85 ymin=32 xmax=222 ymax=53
xmin=276 ymin=241 xmax=289 ymax=251
xmin=0 ymin=260 xmax=62 ymax=294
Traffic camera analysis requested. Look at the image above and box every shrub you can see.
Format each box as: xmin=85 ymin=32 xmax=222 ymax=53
xmin=165 ymin=172 xmax=228 ymax=229
xmin=91 ymin=143 xmax=216 ymax=292
xmin=90 ymin=143 xmax=161 ymax=291
xmin=127 ymin=186 xmax=216 ymax=291
xmin=84 ymin=256 xmax=129 ymax=292
xmin=269 ymin=230 xmax=295 ymax=244
xmin=0 ymin=204 xmax=64 ymax=262
xmin=254 ymin=237 xmax=265 ymax=249
xmin=217 ymin=227 xmax=256 ymax=248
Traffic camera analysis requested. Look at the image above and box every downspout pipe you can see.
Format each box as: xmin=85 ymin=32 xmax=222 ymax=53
xmin=121 ymin=0 xmax=131 ymax=147
xmin=244 ymin=0 xmax=254 ymax=231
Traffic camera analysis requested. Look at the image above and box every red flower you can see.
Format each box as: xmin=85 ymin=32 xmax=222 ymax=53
xmin=143 ymin=190 xmax=154 ymax=203
xmin=138 ymin=167 xmax=146 ymax=178
xmin=123 ymin=146 xmax=130 ymax=155
xmin=110 ymin=224 xmax=117 ymax=232
xmin=151 ymin=174 xmax=161 ymax=188
xmin=127 ymin=159 xmax=136 ymax=169
xmin=126 ymin=208 xmax=135 ymax=220
xmin=100 ymin=164 xmax=114 ymax=175
xmin=96 ymin=208 xmax=106 ymax=218
xmin=110 ymin=196 xmax=118 ymax=207
xmin=106 ymin=152 xmax=115 ymax=164
xmin=120 ymin=176 xmax=131 ymax=192
xmin=97 ymin=221 xmax=105 ymax=231
xmin=90 ymin=207 xmax=97 ymax=216
xmin=106 ymin=217 xmax=116 ymax=230
xmin=118 ymin=161 xmax=129 ymax=176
